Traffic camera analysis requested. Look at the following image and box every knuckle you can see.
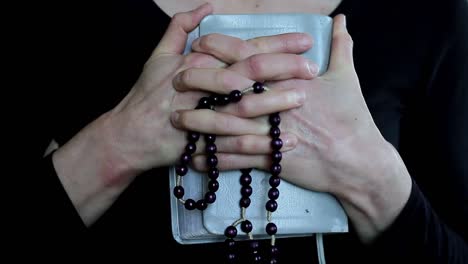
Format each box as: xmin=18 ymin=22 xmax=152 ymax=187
xmin=234 ymin=40 xmax=251 ymax=60
xmin=335 ymin=33 xmax=354 ymax=48
xmin=236 ymin=99 xmax=252 ymax=117
xmin=172 ymin=13 xmax=186 ymax=25
xmin=236 ymin=136 xmax=247 ymax=152
xmin=249 ymin=38 xmax=268 ymax=52
xmin=247 ymin=55 xmax=265 ymax=77
xmin=215 ymin=70 xmax=236 ymax=92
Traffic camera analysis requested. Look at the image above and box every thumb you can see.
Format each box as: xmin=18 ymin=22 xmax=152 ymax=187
xmin=153 ymin=3 xmax=213 ymax=56
xmin=328 ymin=14 xmax=354 ymax=72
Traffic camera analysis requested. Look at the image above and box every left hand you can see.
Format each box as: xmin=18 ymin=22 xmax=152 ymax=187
xmin=179 ymin=15 xmax=412 ymax=242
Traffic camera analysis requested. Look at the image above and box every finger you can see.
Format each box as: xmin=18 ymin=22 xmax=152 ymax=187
xmin=171 ymin=109 xmax=269 ymax=135
xmin=219 ymin=88 xmax=305 ymax=118
xmin=174 ymin=57 xmax=316 ymax=93
xmin=173 ymin=68 xmax=252 ymax=93
xmin=186 ymin=132 xmax=296 ymax=155
xmin=192 ymin=153 xmax=270 ymax=171
xmin=215 ymin=133 xmax=298 ymax=154
xmin=192 ymin=33 xmax=313 ymax=64
xmin=228 ymin=53 xmax=318 ymax=81
xmin=328 ymin=14 xmax=354 ymax=71
xmin=153 ymin=3 xmax=213 ymax=56
xmin=181 ymin=53 xmax=227 ymax=70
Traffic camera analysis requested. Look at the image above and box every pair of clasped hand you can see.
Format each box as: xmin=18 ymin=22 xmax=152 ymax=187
xmin=104 ymin=3 xmax=411 ymax=242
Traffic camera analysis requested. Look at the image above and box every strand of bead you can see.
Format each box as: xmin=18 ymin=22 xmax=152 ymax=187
xmin=266 ymin=111 xmax=282 ymax=263
xmin=173 ymin=82 xmax=281 ymax=263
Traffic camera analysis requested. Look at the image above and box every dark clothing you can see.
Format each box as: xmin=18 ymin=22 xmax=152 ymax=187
xmin=34 ymin=0 xmax=467 ymax=262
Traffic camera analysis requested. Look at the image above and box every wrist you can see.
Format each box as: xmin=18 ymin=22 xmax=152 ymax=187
xmin=337 ymin=138 xmax=412 ymax=243
xmin=94 ymin=111 xmax=144 ymax=184
xmin=52 ymin=113 xmax=140 ymax=225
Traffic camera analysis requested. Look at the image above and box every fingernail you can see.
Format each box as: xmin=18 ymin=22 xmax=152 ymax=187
xmin=307 ymin=61 xmax=319 ymax=76
xmin=283 ymin=133 xmax=298 ymax=150
xmin=171 ymin=111 xmax=180 ymax=125
xmin=343 ymin=15 xmax=347 ymax=27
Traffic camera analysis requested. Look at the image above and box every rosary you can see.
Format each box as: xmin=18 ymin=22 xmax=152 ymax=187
xmin=173 ymin=82 xmax=282 ymax=263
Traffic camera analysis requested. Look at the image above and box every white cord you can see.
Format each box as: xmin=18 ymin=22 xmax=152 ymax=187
xmin=316 ymin=234 xmax=326 ymax=264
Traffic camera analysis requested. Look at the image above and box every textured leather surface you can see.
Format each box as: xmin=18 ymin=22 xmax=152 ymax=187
xmin=171 ymin=14 xmax=348 ymax=245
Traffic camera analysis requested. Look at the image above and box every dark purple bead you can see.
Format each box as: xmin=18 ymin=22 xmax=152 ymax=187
xmin=272 ymin=150 xmax=282 ymax=163
xmin=240 ymin=168 xmax=252 ymax=174
xmin=268 ymin=187 xmax=280 ymax=200
xmin=224 ymin=226 xmax=238 ymax=238
xmin=269 ymin=258 xmax=278 ymax=264
xmin=206 ymin=155 xmax=218 ymax=167
xmin=266 ymin=222 xmax=277 ymax=235
xmin=205 ymin=191 xmax=216 ymax=204
xmin=187 ymin=131 xmax=200 ymax=142
xmin=270 ymin=127 xmax=281 ymax=138
xmin=229 ymin=90 xmax=242 ymax=102
xmin=227 ymin=253 xmax=236 ymax=263
xmin=208 ymin=180 xmax=219 ymax=192
xmin=269 ymin=113 xmax=281 ymax=126
xmin=198 ymin=97 xmax=211 ymax=109
xmin=225 ymin=238 xmax=236 ymax=247
xmin=253 ymin=254 xmax=262 ymax=262
xmin=270 ymin=245 xmax=279 ymax=256
xmin=269 ymin=176 xmax=281 ymax=187
xmin=241 ymin=186 xmax=253 ymax=197
xmin=173 ymin=186 xmax=185 ymax=199
xmin=176 ymin=165 xmax=188 ymax=176
xmin=205 ymin=134 xmax=216 ymax=143
xmin=205 ymin=143 xmax=217 ymax=154
xmin=239 ymin=197 xmax=251 ymax=208
xmin=266 ymin=200 xmax=278 ymax=212
xmin=241 ymin=220 xmax=253 ymax=233
xmin=271 ymin=138 xmax=283 ymax=150
xmin=240 ymin=174 xmax=252 ymax=186
xmin=185 ymin=143 xmax=196 ymax=154
xmin=253 ymin=82 xmax=264 ymax=93
xmin=196 ymin=199 xmax=208 ymax=210
xmin=184 ymin=199 xmax=196 ymax=210
xmin=218 ymin=94 xmax=231 ymax=106
xmin=180 ymin=153 xmax=191 ymax=165
xmin=209 ymin=94 xmax=220 ymax=105
xmin=270 ymin=163 xmax=282 ymax=176
xmin=208 ymin=167 xmax=219 ymax=179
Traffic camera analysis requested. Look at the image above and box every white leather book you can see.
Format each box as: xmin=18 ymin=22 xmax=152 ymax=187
xmin=170 ymin=13 xmax=348 ymax=245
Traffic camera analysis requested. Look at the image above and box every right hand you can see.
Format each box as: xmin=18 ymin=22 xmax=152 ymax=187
xmin=102 ymin=3 xmax=318 ymax=183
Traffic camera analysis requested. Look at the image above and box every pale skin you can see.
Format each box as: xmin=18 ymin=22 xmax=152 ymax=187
xmin=51 ymin=1 xmax=412 ymax=244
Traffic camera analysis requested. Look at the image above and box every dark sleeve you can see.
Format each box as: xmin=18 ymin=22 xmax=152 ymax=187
xmin=23 ymin=3 xmax=93 ymax=242
xmin=371 ymin=181 xmax=468 ymax=263
xmin=33 ymin=151 xmax=87 ymax=235
xmin=369 ymin=0 xmax=468 ymax=262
